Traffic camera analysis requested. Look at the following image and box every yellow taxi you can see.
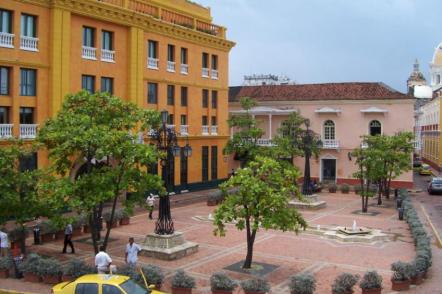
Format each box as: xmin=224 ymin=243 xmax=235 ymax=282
xmin=52 ymin=274 xmax=165 ymax=294
xmin=419 ymin=163 xmax=433 ymax=176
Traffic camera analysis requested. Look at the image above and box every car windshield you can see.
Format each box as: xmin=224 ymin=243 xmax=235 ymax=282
xmin=433 ymin=179 xmax=442 ymax=184
xmin=422 ymin=165 xmax=430 ymax=170
xmin=119 ymin=280 xmax=150 ymax=294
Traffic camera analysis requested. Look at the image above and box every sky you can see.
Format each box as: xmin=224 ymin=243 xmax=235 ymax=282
xmin=197 ymin=0 xmax=441 ymax=92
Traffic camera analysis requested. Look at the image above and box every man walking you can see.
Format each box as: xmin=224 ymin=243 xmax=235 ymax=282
xmin=95 ymin=245 xmax=112 ymax=274
xmin=62 ymin=223 xmax=75 ymax=254
xmin=125 ymin=237 xmax=141 ymax=267
xmin=146 ymin=194 xmax=155 ymax=220
xmin=0 ymin=229 xmax=9 ymax=257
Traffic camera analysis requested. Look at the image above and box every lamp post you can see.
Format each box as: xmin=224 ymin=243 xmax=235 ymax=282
xmin=150 ymin=110 xmax=192 ymax=235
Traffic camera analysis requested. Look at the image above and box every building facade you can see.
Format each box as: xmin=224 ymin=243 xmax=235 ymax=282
xmin=0 ymin=0 xmax=234 ymax=191
xmin=229 ymin=82 xmax=414 ymax=188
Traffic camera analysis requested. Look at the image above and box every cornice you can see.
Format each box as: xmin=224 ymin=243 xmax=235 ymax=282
xmin=0 ymin=58 xmax=49 ymax=69
xmin=20 ymin=0 xmax=235 ymax=52
xmin=142 ymin=77 xmax=228 ymax=90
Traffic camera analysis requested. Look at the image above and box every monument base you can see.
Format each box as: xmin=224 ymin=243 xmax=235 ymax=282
xmin=289 ymin=194 xmax=326 ymax=210
xmin=140 ymin=231 xmax=198 ymax=260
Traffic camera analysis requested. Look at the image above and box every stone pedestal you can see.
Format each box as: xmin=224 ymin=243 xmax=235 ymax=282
xmin=140 ymin=232 xmax=198 ymax=260
xmin=289 ymin=194 xmax=326 ymax=210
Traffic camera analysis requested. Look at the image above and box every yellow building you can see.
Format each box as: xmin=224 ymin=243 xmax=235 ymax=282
xmin=0 ymin=0 xmax=235 ymax=191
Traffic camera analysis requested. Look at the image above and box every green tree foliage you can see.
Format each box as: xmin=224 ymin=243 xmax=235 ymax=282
xmin=213 ymin=156 xmax=307 ymax=268
xmin=223 ymin=97 xmax=265 ymax=167
xmin=38 ymin=91 xmax=162 ymax=253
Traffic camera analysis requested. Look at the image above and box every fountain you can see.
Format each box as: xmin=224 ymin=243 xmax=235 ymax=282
xmin=337 ymin=220 xmax=371 ymax=236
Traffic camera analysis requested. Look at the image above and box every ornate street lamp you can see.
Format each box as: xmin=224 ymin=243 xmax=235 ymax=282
xmin=150 ymin=110 xmax=192 ymax=235
xmin=301 ymin=119 xmax=322 ymax=196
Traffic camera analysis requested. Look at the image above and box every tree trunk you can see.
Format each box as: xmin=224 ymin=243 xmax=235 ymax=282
xmin=377 ymin=181 xmax=383 ymax=205
xmin=103 ymin=195 xmax=119 ymax=250
xmin=242 ymin=217 xmax=256 ymax=269
xmin=19 ymin=225 xmax=27 ymax=255
xmin=385 ymin=171 xmax=393 ymax=199
xmin=90 ymin=208 xmax=99 ymax=254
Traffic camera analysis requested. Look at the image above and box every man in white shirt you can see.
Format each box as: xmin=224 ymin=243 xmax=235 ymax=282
xmin=125 ymin=237 xmax=141 ymax=267
xmin=95 ymin=245 xmax=112 ymax=274
xmin=146 ymin=194 xmax=155 ymax=219
xmin=62 ymin=223 xmax=75 ymax=254
xmin=0 ymin=229 xmax=8 ymax=257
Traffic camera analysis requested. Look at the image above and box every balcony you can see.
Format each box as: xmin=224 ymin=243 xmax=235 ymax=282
xmin=148 ymin=57 xmax=159 ymax=69
xmin=0 ymin=32 xmax=14 ymax=48
xmin=82 ymin=46 xmax=97 ymax=60
xmin=180 ymin=64 xmax=189 ymax=75
xmin=257 ymin=138 xmax=273 ymax=146
xmin=0 ymin=124 xmax=13 ymax=139
xmin=180 ymin=125 xmax=188 ymax=135
xmin=166 ymin=124 xmax=175 ymax=130
xmin=20 ymin=36 xmax=38 ymax=51
xmin=322 ymin=139 xmax=340 ymax=149
xmin=101 ymin=49 xmax=115 ymax=62
xmin=202 ymin=68 xmax=209 ymax=78
xmin=210 ymin=125 xmax=218 ymax=135
xmin=211 ymin=69 xmax=218 ymax=80
xmin=167 ymin=61 xmax=175 ymax=72
xmin=20 ymin=124 xmax=38 ymax=139
xmin=202 ymin=125 xmax=209 ymax=135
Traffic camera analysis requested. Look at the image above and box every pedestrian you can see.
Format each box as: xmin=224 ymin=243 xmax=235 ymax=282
xmin=62 ymin=223 xmax=75 ymax=254
xmin=146 ymin=193 xmax=155 ymax=220
xmin=230 ymin=168 xmax=236 ymax=177
xmin=95 ymin=245 xmax=112 ymax=274
xmin=0 ymin=228 xmax=9 ymax=257
xmin=125 ymin=237 xmax=141 ymax=267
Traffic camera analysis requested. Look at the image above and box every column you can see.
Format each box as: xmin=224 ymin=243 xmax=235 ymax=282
xmin=128 ymin=26 xmax=144 ymax=106
xmin=268 ymin=114 xmax=272 ymax=140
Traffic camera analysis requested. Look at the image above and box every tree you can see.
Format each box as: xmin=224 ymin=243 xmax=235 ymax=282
xmin=223 ymin=97 xmax=265 ymax=167
xmin=213 ymin=156 xmax=307 ymax=269
xmin=0 ymin=141 xmax=46 ymax=253
xmin=38 ymin=91 xmax=162 ymax=253
xmin=352 ymin=145 xmax=377 ymax=212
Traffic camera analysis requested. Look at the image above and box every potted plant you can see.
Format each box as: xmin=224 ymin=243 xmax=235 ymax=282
xmin=288 ymin=273 xmax=316 ymax=294
xmin=38 ymin=258 xmax=62 ymax=284
xmin=331 ymin=273 xmax=359 ymax=294
xmin=40 ymin=220 xmax=57 ymax=243
xmin=414 ymin=256 xmax=429 ymax=281
xmin=207 ymin=190 xmax=223 ymax=206
xmin=8 ymin=226 xmax=29 ymax=250
xmin=118 ymin=264 xmax=141 ymax=281
xmin=141 ymin=264 xmax=165 ymax=290
xmin=359 ymin=270 xmax=382 ymax=294
xmin=119 ymin=209 xmax=132 ymax=226
xmin=0 ymin=255 xmax=13 ymax=278
xmin=391 ymin=261 xmax=411 ymax=291
xmin=171 ymin=270 xmax=196 ymax=294
xmin=18 ymin=253 xmax=43 ymax=283
xmin=210 ymin=272 xmax=237 ymax=294
xmin=104 ymin=211 xmax=118 ymax=229
xmin=340 ymin=184 xmax=350 ymax=194
xmin=409 ymin=260 xmax=423 ymax=285
xmin=240 ymin=277 xmax=271 ymax=294
xmin=62 ymin=258 xmax=95 ymax=282
xmin=328 ymin=183 xmax=338 ymax=193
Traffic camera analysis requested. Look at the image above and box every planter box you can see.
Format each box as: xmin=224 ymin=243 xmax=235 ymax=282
xmin=391 ymin=279 xmax=410 ymax=291
xmin=411 ymin=274 xmax=424 ymax=285
xmin=42 ymin=274 xmax=61 ymax=284
xmin=212 ymin=290 xmax=233 ymax=294
xmin=83 ymin=225 xmax=90 ymax=233
xmin=172 ymin=287 xmax=192 ymax=294
xmin=119 ymin=218 xmax=130 ymax=226
xmin=41 ymin=233 xmax=54 ymax=243
xmin=207 ymin=200 xmax=217 ymax=206
xmin=62 ymin=274 xmax=73 ymax=282
xmin=362 ymin=288 xmax=381 ymax=294
xmin=24 ymin=272 xmax=41 ymax=283
xmin=106 ymin=221 xmax=118 ymax=229
xmin=0 ymin=269 xmax=9 ymax=279
xmin=72 ymin=227 xmax=82 ymax=237
xmin=55 ymin=231 xmax=65 ymax=240
xmin=244 ymin=291 xmax=266 ymax=294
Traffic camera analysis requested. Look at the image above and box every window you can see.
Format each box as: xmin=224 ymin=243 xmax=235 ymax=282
xmin=100 ymin=77 xmax=113 ymax=94
xmin=102 ymin=284 xmax=122 ymax=294
xmin=369 ymin=120 xmax=382 ymax=136
xmin=19 ymin=152 xmax=37 ymax=172
xmin=148 ymin=40 xmax=157 ymax=58
xmin=202 ymin=89 xmax=209 ymax=108
xmin=167 ymin=44 xmax=175 ymax=62
xmin=211 ymin=116 xmax=217 ymax=126
xmin=211 ymin=146 xmax=217 ymax=180
xmin=147 ymin=83 xmax=158 ymax=104
xmin=167 ymin=114 xmax=174 ymax=125
xmin=323 ymin=120 xmax=335 ymax=140
xmin=180 ymin=87 xmax=188 ymax=106
xmin=82 ymin=75 xmax=95 ymax=93
xmin=167 ymin=85 xmax=175 ymax=105
xmin=0 ymin=107 xmax=9 ymax=123
xmin=19 ymin=107 xmax=34 ymax=124
xmin=0 ymin=67 xmax=9 ymax=95
xmin=20 ymin=68 xmax=36 ymax=96
xmin=202 ymin=146 xmax=209 ymax=182
xmin=21 ymin=14 xmax=36 ymax=37
xmin=102 ymin=30 xmax=113 ymax=50
xmin=75 ymin=283 xmax=99 ymax=294
xmin=202 ymin=115 xmax=208 ymax=126
xmin=437 ymin=74 xmax=441 ymax=85
xmin=211 ymin=55 xmax=218 ymax=70
xmin=211 ymin=90 xmax=217 ymax=108
xmin=181 ymin=115 xmax=187 ymax=125
xmin=202 ymin=52 xmax=209 ymax=68
xmin=181 ymin=48 xmax=188 ymax=64
xmin=0 ymin=10 xmax=12 ymax=33
xmin=83 ymin=26 xmax=95 ymax=47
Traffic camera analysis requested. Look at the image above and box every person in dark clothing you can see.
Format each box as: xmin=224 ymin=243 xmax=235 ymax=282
xmin=62 ymin=223 xmax=75 ymax=254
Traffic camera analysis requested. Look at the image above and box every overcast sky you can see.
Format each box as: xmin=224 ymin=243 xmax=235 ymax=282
xmin=197 ymin=0 xmax=441 ymax=92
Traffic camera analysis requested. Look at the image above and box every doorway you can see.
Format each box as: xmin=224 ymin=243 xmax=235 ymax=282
xmin=322 ymin=158 xmax=336 ymax=183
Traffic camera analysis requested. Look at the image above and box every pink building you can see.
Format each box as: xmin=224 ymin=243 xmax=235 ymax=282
xmin=228 ymin=82 xmax=414 ymax=188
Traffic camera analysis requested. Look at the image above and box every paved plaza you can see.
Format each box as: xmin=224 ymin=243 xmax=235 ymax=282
xmin=1 ymin=190 xmax=440 ymax=294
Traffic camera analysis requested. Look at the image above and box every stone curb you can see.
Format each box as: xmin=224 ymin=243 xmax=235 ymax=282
xmin=419 ymin=203 xmax=442 ymax=248
xmin=0 ymin=289 xmax=33 ymax=294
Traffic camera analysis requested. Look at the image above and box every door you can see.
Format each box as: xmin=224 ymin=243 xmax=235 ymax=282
xmin=322 ymin=159 xmax=336 ymax=182
xmin=180 ymin=147 xmax=188 ymax=190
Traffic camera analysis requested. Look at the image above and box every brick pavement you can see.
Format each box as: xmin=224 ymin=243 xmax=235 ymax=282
xmin=0 ymin=191 xmax=431 ymax=294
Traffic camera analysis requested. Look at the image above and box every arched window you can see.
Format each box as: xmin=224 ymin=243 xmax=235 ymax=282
xmin=323 ymin=120 xmax=335 ymax=140
xmin=369 ymin=120 xmax=382 ymax=136
xmin=438 ymin=74 xmax=441 ymax=85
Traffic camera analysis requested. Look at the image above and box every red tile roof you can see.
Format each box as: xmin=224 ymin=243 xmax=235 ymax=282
xmin=229 ymin=82 xmax=413 ymax=102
